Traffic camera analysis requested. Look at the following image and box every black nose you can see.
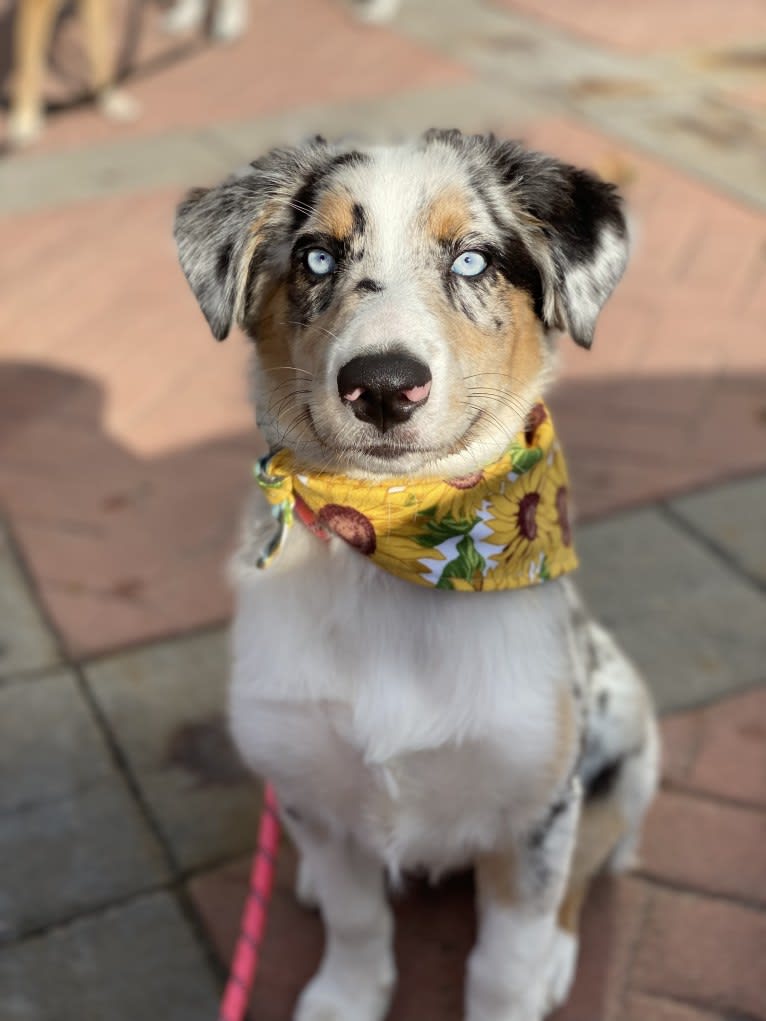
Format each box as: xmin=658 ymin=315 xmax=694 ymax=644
xmin=337 ymin=353 xmax=432 ymax=433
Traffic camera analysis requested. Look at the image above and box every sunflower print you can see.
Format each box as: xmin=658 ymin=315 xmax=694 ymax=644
xmin=254 ymin=400 xmax=578 ymax=591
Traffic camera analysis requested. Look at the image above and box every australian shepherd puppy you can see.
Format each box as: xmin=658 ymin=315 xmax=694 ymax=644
xmin=174 ymin=130 xmax=659 ymax=1021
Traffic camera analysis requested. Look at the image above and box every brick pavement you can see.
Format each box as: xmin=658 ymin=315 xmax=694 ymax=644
xmin=0 ymin=0 xmax=764 ymax=1018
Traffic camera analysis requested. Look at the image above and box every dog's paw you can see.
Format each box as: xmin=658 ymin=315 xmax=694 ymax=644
xmin=98 ymin=89 xmax=141 ymax=123
xmin=8 ymin=108 xmax=43 ymax=147
xmin=294 ymin=961 xmax=394 ymax=1021
xmin=212 ymin=0 xmax=247 ymax=41
xmin=163 ymin=0 xmax=204 ymax=34
xmin=348 ymin=0 xmax=401 ymax=23
xmin=542 ymin=929 xmax=578 ymax=1014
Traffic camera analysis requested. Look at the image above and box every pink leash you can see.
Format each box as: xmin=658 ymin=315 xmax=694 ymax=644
xmin=218 ymin=783 xmax=281 ymax=1021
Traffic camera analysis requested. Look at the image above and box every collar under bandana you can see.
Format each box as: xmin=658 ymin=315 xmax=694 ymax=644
xmin=254 ymin=401 xmax=577 ymax=592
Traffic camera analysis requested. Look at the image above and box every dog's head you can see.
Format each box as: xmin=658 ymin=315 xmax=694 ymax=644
xmin=175 ymin=131 xmax=628 ymax=477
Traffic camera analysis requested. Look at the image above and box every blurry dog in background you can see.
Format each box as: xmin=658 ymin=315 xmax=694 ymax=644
xmin=7 ymin=0 xmax=402 ymax=148
xmin=8 ymin=0 xmax=138 ymax=147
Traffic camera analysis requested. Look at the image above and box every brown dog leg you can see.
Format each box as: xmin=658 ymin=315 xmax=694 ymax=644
xmin=9 ymin=0 xmax=60 ymax=146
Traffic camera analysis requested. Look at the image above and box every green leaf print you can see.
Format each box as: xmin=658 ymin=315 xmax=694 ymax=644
xmin=435 ymin=534 xmax=487 ymax=590
xmin=510 ymin=443 xmax=543 ymax=475
xmin=414 ymin=509 xmax=481 ymax=549
xmin=539 ymin=554 xmax=551 ymax=581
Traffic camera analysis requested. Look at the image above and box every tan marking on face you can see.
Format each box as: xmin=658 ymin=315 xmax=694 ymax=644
xmin=235 ymin=201 xmax=282 ymax=325
xmin=503 ymin=285 xmax=544 ymax=395
xmin=425 ymin=188 xmax=473 ymax=243
xmin=255 ymin=280 xmax=293 ymax=374
xmin=316 ymin=189 xmax=355 ymax=240
xmin=428 ymin=280 xmax=544 ymax=449
xmin=476 ymin=847 xmax=517 ymax=906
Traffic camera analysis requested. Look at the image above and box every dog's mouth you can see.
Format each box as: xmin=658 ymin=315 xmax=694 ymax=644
xmin=313 ymin=410 xmax=485 ymax=472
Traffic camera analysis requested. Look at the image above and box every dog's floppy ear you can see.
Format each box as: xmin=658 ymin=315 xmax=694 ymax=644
xmin=173 ymin=138 xmax=332 ymax=341
xmin=494 ymin=141 xmax=629 ymax=348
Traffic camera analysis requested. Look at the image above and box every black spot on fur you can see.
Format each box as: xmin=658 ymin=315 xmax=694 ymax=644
xmin=494 ymin=234 xmax=545 ymax=319
xmin=529 ymin=796 xmax=569 ymax=850
xmin=215 ymin=242 xmax=233 ymax=285
xmin=356 ymin=278 xmax=384 ymax=293
xmin=584 ymin=758 xmax=622 ymax=800
xmin=352 ymin=202 xmax=366 ymax=236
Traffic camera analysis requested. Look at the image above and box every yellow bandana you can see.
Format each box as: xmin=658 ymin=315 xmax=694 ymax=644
xmin=254 ymin=401 xmax=577 ymax=592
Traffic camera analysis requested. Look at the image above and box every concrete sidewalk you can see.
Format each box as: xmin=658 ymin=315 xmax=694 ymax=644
xmin=1 ymin=0 xmax=765 ymax=1018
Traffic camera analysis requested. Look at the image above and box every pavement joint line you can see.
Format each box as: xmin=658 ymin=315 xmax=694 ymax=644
xmin=658 ymin=501 xmax=766 ymax=597
xmin=69 ymin=660 xmax=229 ymax=988
xmin=0 ymin=881 xmax=171 ymax=951
xmin=0 ymin=776 xmax=130 ymax=821
xmin=0 ymin=662 xmax=65 ymax=688
xmin=72 ymin=616 xmax=230 ymax=669
xmin=0 ymin=836 xmax=257 ymax=954
xmin=661 ymin=771 xmax=766 ymax=820
xmin=1 ymin=515 xmax=69 ymax=663
xmin=637 ymin=872 xmax=766 ymax=917
xmin=662 ymin=773 xmax=766 ymax=818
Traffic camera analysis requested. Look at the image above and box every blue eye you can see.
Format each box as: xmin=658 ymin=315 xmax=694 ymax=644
xmin=451 ymin=251 xmax=488 ymax=277
xmin=306 ymin=249 xmax=337 ymax=276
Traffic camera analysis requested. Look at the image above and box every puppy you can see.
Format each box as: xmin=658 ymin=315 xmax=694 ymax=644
xmin=8 ymin=0 xmax=138 ymax=147
xmin=174 ymin=131 xmax=659 ymax=1021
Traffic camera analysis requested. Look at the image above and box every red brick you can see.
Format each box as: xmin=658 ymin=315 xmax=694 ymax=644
xmin=630 ymin=887 xmax=766 ymax=1018
xmin=641 ymin=790 xmax=766 ymax=906
xmin=662 ymin=690 xmax=766 ymax=810
xmin=689 ymin=689 xmax=766 ymax=809
xmin=661 ymin=713 xmax=704 ymax=788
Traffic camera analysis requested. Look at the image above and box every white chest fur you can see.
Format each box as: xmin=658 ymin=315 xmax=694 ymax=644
xmin=229 ymin=497 xmax=580 ymax=874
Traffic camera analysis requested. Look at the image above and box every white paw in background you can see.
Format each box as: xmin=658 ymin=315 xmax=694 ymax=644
xmin=293 ymin=960 xmax=395 ymax=1021
xmin=98 ymin=89 xmax=141 ymax=122
xmin=349 ymin=0 xmax=402 ymax=24
xmin=7 ymin=108 xmax=43 ymax=147
xmin=163 ymin=0 xmax=205 ymax=35
xmin=542 ymin=929 xmax=578 ymax=1015
xmin=212 ymin=0 xmax=248 ymax=42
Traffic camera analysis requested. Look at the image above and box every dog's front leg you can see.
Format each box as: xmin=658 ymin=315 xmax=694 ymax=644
xmin=285 ymin=810 xmax=395 ymax=1021
xmin=466 ymin=779 xmax=582 ymax=1021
